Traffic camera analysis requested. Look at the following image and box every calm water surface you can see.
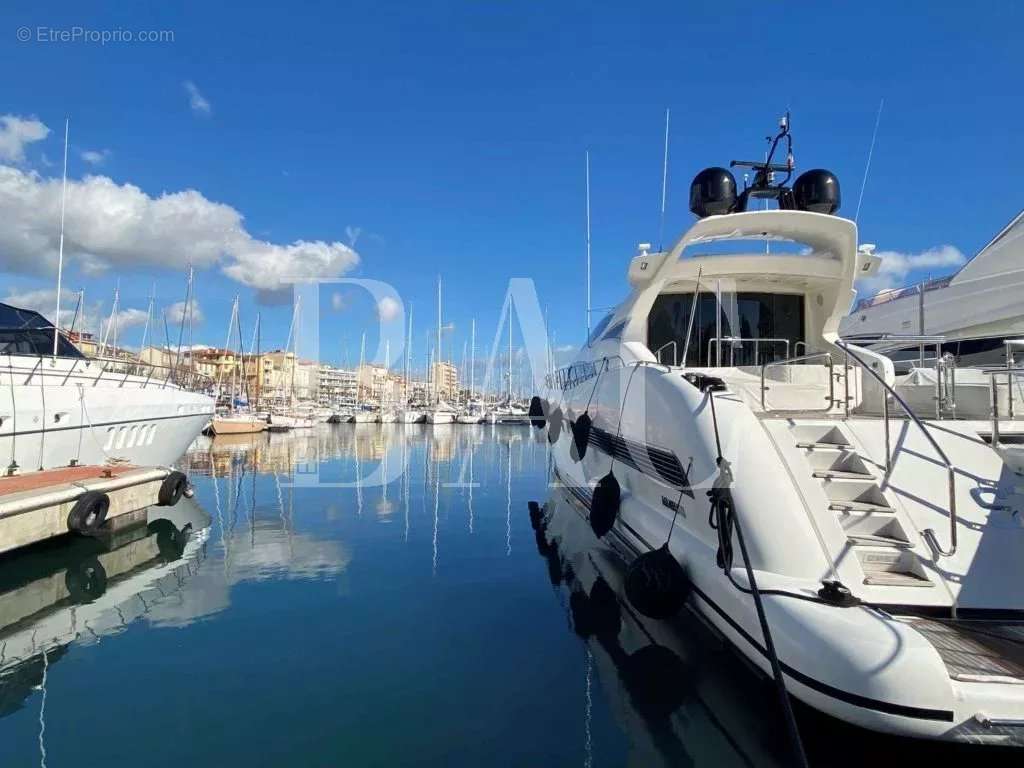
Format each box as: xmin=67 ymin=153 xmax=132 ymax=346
xmin=0 ymin=425 xmax=1018 ymax=767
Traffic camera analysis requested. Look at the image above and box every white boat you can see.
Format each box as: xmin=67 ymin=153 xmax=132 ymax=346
xmin=425 ymin=402 xmax=457 ymax=424
xmin=397 ymin=409 xmax=425 ymax=423
xmin=0 ymin=303 xmax=213 ymax=470
xmin=544 ymin=125 xmax=1024 ymax=746
xmin=493 ymin=404 xmax=529 ymax=425
xmin=488 ymin=306 xmax=528 ymax=424
xmin=210 ymin=412 xmax=266 ymax=435
xmin=377 ymin=409 xmax=399 ymax=423
xmin=426 ymin=278 xmax=458 ymax=425
xmin=842 ymin=208 xmax=1024 ymax=367
xmin=269 ymin=412 xmax=315 ymax=430
xmin=455 ymin=411 xmax=482 ymax=424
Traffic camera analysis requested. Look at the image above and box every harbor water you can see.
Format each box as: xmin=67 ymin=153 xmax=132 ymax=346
xmin=0 ymin=424 xmax=1018 ymax=767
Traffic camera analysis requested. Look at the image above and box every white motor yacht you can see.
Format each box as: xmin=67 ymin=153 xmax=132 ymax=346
xmin=0 ymin=303 xmax=214 ymax=470
xmin=842 ymin=208 xmax=1024 ymax=368
xmin=543 ymin=123 xmax=1024 ymax=746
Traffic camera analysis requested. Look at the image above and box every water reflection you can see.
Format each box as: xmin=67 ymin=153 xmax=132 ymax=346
xmin=5 ymin=422 xmax=808 ymax=767
xmin=0 ymin=498 xmax=211 ymax=720
xmin=532 ymin=488 xmax=791 ymax=768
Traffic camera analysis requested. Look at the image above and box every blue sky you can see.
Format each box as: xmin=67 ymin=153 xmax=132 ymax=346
xmin=2 ymin=1 xmax=1022 ymax=371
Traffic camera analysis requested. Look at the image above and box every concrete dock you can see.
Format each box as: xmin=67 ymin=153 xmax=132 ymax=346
xmin=0 ymin=464 xmax=186 ymax=555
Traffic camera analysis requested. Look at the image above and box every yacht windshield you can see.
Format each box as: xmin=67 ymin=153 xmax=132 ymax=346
xmin=0 ymin=302 xmax=85 ymax=358
xmin=647 ymin=291 xmax=804 ymax=367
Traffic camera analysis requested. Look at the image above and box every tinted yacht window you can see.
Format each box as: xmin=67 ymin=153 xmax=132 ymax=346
xmin=647 ymin=292 xmax=804 ymax=367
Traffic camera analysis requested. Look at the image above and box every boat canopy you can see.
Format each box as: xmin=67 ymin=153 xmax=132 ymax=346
xmin=0 ymin=302 xmax=85 ymax=358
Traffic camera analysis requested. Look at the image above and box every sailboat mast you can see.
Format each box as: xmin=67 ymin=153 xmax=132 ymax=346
xmin=470 ymin=318 xmax=475 ymax=406
xmin=404 ymin=304 xmax=412 ymax=404
xmin=436 ymin=276 xmax=442 ymax=404
xmin=357 ymin=332 xmax=366 ymax=409
xmin=255 ymin=313 xmax=262 ymax=412
xmin=290 ymin=297 xmax=301 ymax=409
xmin=52 ymin=119 xmax=69 ymax=358
xmin=507 ymin=307 xmax=512 ymax=403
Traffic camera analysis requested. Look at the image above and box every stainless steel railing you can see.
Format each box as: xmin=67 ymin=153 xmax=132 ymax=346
xmin=707 ymin=336 xmax=791 ymax=368
xmin=655 ymin=341 xmax=678 ymax=366
xmin=9 ymin=353 xmax=214 ymax=393
xmin=984 ymin=366 xmax=1024 ymax=444
xmin=836 ymin=341 xmax=958 ymax=558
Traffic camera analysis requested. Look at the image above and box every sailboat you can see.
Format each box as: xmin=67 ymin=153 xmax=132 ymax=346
xmin=456 ymin=319 xmax=483 ymax=423
xmin=269 ymin=298 xmax=314 ymax=430
xmin=393 ymin=307 xmax=421 ymax=428
xmin=377 ymin=340 xmax=399 ymax=423
xmin=426 ymin=277 xmax=457 ymax=424
xmin=211 ymin=298 xmax=266 ymax=436
xmin=488 ymin=309 xmax=528 ymax=425
xmin=352 ymin=333 xmax=378 ymax=423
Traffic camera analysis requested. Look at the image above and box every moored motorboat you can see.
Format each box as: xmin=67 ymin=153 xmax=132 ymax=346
xmin=543 ymin=119 xmax=1024 ymax=746
xmin=0 ymin=303 xmax=214 ymax=469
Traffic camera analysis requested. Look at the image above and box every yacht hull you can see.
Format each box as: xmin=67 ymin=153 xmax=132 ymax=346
xmin=210 ymin=416 xmax=266 ymax=435
xmin=0 ymin=355 xmax=213 ymax=470
xmin=426 ymin=411 xmax=455 ymax=424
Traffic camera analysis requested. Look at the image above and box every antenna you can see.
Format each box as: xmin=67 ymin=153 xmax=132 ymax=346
xmin=52 ymin=119 xmax=69 ymax=357
xmin=585 ymin=150 xmax=592 ymax=339
xmin=658 ymin=108 xmax=670 ymax=250
xmin=854 ymin=98 xmax=885 ymax=224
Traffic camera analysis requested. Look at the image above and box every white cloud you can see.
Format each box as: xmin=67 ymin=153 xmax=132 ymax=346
xmin=377 ymin=296 xmax=400 ymax=322
xmin=110 ymin=307 xmax=149 ymax=329
xmin=166 ymin=298 xmax=204 ymax=325
xmin=2 ymin=286 xmax=148 ymax=339
xmin=856 ymin=244 xmax=966 ymax=296
xmin=81 ymin=149 xmax=110 ymax=166
xmin=0 ymin=137 xmax=360 ymax=301
xmin=2 ymin=287 xmax=79 ymax=327
xmin=0 ymin=115 xmax=50 ymax=163
xmin=345 ymin=225 xmax=361 ymax=246
xmin=222 ymin=240 xmax=359 ymax=303
xmin=183 ymin=81 xmax=211 ymax=115
xmin=331 ymin=291 xmax=347 ymax=311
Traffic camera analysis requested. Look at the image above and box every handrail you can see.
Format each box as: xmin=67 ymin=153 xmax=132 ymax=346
xmin=760 ymin=351 xmax=835 ymax=412
xmin=654 ymin=341 xmax=677 ymax=366
xmin=9 ymin=352 xmax=214 ymax=394
xmin=837 ymin=341 xmax=958 ymax=558
xmin=707 ymin=336 xmax=791 ymax=367
xmin=979 ymin=366 xmax=1024 ymax=444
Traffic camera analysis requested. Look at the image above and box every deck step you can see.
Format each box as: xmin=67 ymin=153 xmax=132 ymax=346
xmin=848 ymin=533 xmax=912 ymax=548
xmin=863 ymin=571 xmax=933 ymax=587
xmin=813 ymin=469 xmax=873 ymax=480
xmin=857 ymin=549 xmax=933 ymax=587
xmin=796 ymin=441 xmax=852 ymax=450
xmin=829 ymin=500 xmax=895 ymax=514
